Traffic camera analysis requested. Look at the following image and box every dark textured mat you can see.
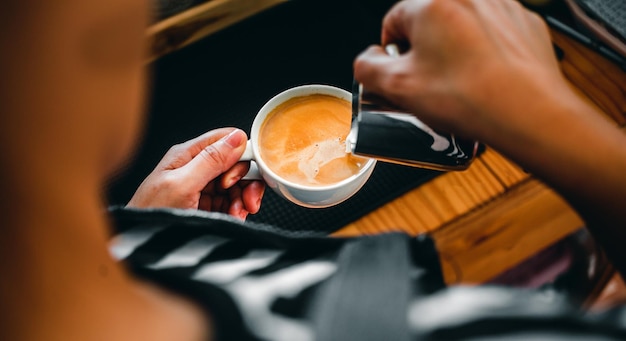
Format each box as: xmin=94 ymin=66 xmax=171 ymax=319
xmin=106 ymin=0 xmax=460 ymax=235
xmin=247 ymin=163 xmax=441 ymax=234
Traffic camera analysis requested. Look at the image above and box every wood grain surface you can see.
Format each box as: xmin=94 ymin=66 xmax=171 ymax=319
xmin=147 ymin=0 xmax=287 ymax=62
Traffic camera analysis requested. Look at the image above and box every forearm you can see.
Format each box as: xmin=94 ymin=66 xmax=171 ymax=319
xmin=483 ymin=88 xmax=626 ymax=275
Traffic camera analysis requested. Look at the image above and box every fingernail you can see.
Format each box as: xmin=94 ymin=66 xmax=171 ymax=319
xmin=224 ymin=129 xmax=244 ymax=148
xmin=224 ymin=175 xmax=241 ymax=189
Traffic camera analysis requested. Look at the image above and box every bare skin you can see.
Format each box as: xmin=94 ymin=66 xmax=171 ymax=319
xmin=0 ymin=1 xmax=225 ymax=340
xmin=127 ymin=127 xmax=265 ymax=220
xmin=354 ymin=0 xmax=626 ymax=276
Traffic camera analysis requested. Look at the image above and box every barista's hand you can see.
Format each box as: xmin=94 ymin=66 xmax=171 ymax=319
xmin=127 ymin=128 xmax=265 ymax=220
xmin=354 ymin=0 xmax=570 ymax=143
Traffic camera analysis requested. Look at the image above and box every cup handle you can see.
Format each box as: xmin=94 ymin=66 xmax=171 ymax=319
xmin=239 ymin=140 xmax=254 ymax=161
xmin=238 ymin=140 xmax=262 ymax=180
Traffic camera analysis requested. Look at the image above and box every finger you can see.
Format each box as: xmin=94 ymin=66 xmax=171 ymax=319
xmin=353 ymin=45 xmax=395 ymax=89
xmin=212 ymin=195 xmax=226 ymax=213
xmin=158 ymin=128 xmax=239 ymax=170
xmin=226 ymin=183 xmax=246 ymax=220
xmin=198 ymin=194 xmax=213 ymax=212
xmin=201 ymin=180 xmax=216 ymax=195
xmin=221 ymin=161 xmax=251 ymax=189
xmin=181 ymin=127 xmax=241 ymax=158
xmin=228 ymin=198 xmax=247 ymax=221
xmin=179 ymin=129 xmax=248 ymax=191
xmin=219 ymin=195 xmax=231 ymax=214
xmin=354 ymin=45 xmax=412 ymax=103
xmin=380 ymin=0 xmax=411 ymax=46
xmin=242 ymin=180 xmax=265 ymax=214
xmin=381 ymin=0 xmax=433 ymax=46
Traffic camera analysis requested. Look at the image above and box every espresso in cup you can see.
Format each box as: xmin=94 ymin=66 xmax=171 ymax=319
xmin=239 ymin=84 xmax=377 ymax=208
xmin=258 ymin=94 xmax=368 ymax=187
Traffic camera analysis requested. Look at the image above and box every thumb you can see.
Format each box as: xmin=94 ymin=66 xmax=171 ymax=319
xmin=180 ymin=129 xmax=248 ymax=190
xmin=353 ymin=45 xmax=404 ymax=100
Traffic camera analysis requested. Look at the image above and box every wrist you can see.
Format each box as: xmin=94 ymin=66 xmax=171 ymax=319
xmin=470 ymin=68 xmax=577 ymax=149
xmin=479 ymin=79 xmax=625 ymax=197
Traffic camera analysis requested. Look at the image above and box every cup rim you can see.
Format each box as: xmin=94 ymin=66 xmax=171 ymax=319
xmin=250 ymin=84 xmax=376 ymax=192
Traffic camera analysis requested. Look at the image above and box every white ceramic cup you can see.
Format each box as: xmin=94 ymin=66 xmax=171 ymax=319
xmin=239 ymin=84 xmax=377 ymax=208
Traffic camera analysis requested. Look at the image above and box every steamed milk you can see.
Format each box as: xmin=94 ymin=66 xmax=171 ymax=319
xmin=259 ymin=94 xmax=367 ymax=186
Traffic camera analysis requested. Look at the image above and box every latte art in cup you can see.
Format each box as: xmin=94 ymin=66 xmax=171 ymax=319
xmin=238 ymin=84 xmax=376 ymax=208
xmin=258 ymin=94 xmax=367 ymax=186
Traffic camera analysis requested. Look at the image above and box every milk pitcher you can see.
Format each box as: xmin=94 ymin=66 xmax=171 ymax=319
xmin=346 ymin=45 xmax=478 ymax=171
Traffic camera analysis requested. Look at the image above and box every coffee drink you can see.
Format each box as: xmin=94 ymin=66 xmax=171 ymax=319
xmin=240 ymin=84 xmax=376 ymax=207
xmin=258 ymin=94 xmax=367 ymax=186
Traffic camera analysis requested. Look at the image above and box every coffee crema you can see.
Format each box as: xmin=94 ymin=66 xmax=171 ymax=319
xmin=259 ymin=94 xmax=367 ymax=186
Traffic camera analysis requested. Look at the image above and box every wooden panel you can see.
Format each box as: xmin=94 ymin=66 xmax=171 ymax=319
xmin=334 ymin=151 xmax=510 ymax=237
xmin=477 ymin=148 xmax=530 ymax=188
xmin=146 ymin=0 xmax=287 ymax=62
xmin=550 ymin=29 xmax=626 ymax=125
xmin=433 ymin=179 xmax=584 ymax=284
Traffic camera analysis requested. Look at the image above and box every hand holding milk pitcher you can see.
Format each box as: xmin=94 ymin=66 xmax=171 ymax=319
xmin=348 ymin=44 xmax=478 ymax=171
